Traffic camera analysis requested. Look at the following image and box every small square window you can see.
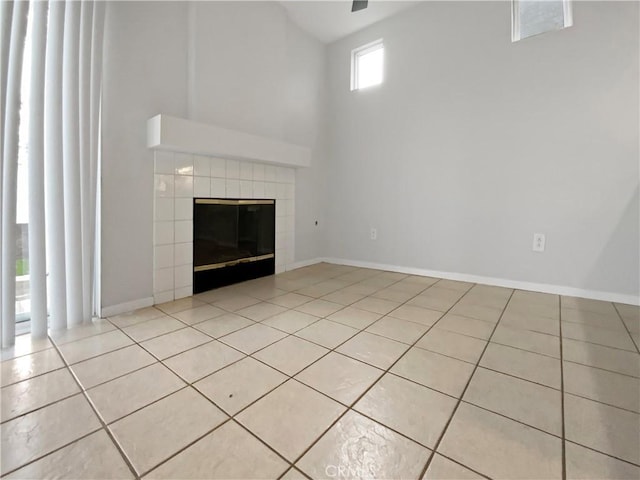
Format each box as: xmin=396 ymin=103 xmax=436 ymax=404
xmin=351 ymin=39 xmax=384 ymax=91
xmin=512 ymin=0 xmax=573 ymax=42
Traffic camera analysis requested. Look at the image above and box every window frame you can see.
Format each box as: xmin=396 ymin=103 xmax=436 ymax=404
xmin=512 ymin=0 xmax=573 ymax=42
xmin=350 ymin=38 xmax=384 ymax=91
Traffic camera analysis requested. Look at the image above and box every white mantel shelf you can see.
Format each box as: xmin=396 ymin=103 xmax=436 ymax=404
xmin=147 ymin=114 xmax=311 ymax=168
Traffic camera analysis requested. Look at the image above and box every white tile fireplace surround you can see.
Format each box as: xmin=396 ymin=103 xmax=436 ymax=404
xmin=153 ymin=151 xmax=295 ymax=305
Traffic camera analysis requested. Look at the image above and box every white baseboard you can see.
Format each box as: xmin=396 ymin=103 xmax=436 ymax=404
xmin=286 ymin=258 xmax=324 ymax=271
xmin=322 ymin=257 xmax=640 ymax=306
xmin=100 ymin=297 xmax=155 ymax=318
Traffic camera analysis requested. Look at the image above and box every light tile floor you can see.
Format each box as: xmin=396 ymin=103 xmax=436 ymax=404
xmin=1 ymin=262 xmax=639 ymax=479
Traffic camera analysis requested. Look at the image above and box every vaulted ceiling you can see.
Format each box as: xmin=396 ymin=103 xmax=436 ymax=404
xmin=279 ymin=1 xmax=420 ymax=44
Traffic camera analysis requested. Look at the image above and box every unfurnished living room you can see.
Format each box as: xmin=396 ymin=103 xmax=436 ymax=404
xmin=1 ymin=0 xmax=639 ymax=478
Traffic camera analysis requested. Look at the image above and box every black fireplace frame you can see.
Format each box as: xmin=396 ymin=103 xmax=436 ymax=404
xmin=192 ymin=198 xmax=276 ymax=293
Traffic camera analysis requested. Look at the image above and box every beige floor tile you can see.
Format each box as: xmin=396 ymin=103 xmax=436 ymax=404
xmin=193 ymin=313 xmax=254 ymax=338
xmin=57 ymin=330 xmax=134 ymax=365
xmin=562 ymin=308 xmax=627 ymax=331
xmin=391 ymin=348 xmax=474 ymax=397
xmin=1 ymin=335 xmax=52 ymax=362
xmin=434 ymin=279 xmax=473 ymax=292
xmin=615 ymin=303 xmax=639 ymax=320
xmin=269 ymin=292 xmax=314 ymax=308
xmin=122 ymin=317 xmax=185 ymax=343
xmin=563 ymin=362 xmax=640 ymax=412
xmin=408 ymin=288 xmax=465 ymax=312
xmin=565 ymin=393 xmax=640 ymax=465
xmin=262 ymin=310 xmax=319 ymax=333
xmin=172 ymin=304 xmax=226 ymax=324
xmin=295 ymin=299 xmax=344 ymax=318
xmin=254 ymin=336 xmax=328 ymax=375
xmin=458 ymin=294 xmax=507 ymax=312
xmin=245 ymin=286 xmax=288 ymax=301
xmin=164 ymin=341 xmax=245 ymax=383
xmin=140 ymin=328 xmax=211 ymax=360
xmin=436 ymin=314 xmax=494 ymax=340
xmin=110 ymin=388 xmax=227 ymax=475
xmin=322 ymin=290 xmax=366 ymax=306
xmin=511 ymin=290 xmax=558 ymax=306
xmin=562 ymin=322 xmax=637 ymax=351
xmin=235 ymin=301 xmax=288 ymax=321
xmin=623 ymin=316 xmax=640 ymax=335
xmin=500 ymin=310 xmax=560 ymax=336
xmin=491 ymin=324 xmax=560 ymax=358
xmin=340 ymin=284 xmax=379 ymax=297
xmin=297 ymin=410 xmax=429 ymax=479
xmin=565 ymin=441 xmax=640 ymax=480
xmin=155 ymin=297 xmax=206 ymax=315
xmin=296 ymin=280 xmax=349 ymax=298
xmin=50 ymin=319 xmax=117 ymax=345
xmin=1 ymin=348 xmax=64 ymax=387
xmin=439 ymin=403 xmax=562 ymax=479
xmin=416 ymin=328 xmax=486 ymax=364
xmin=562 ymin=338 xmax=640 ymax=378
xmin=295 ymin=352 xmax=383 ymax=405
xmin=0 ymin=394 xmax=101 ymax=475
xmin=480 ymin=343 xmax=561 ymax=389
xmin=616 ymin=304 xmax=639 ymax=334
xmin=109 ymin=307 xmax=166 ymax=328
xmin=71 ymin=344 xmax=156 ymax=389
xmin=463 ymin=367 xmax=562 ymax=435
xmin=365 ymin=316 xmax=429 ymax=344
xmin=398 ymin=275 xmax=437 ymax=286
xmin=195 ymin=357 xmax=286 ymax=415
xmin=388 ymin=304 xmax=444 ymax=326
xmin=87 ymin=363 xmax=184 ymax=423
xmin=351 ymin=297 xmax=401 ymax=315
xmin=337 ymin=332 xmax=409 ymax=369
xmin=423 ymin=454 xmax=485 ymax=479
xmin=1 ymin=368 xmax=80 ymax=422
xmin=5 ymin=430 xmax=134 ymax=480
xmin=219 ymin=323 xmax=287 ymax=354
xmin=355 ymin=373 xmax=456 ymax=447
xmin=295 ymin=319 xmax=359 ymax=349
xmin=194 ymin=288 xmax=233 ymax=303
xmin=327 ymin=306 xmax=382 ymax=329
xmin=213 ymin=294 xmax=261 ymax=312
xmin=145 ymin=420 xmax=287 ymax=479
xmin=372 ymin=288 xmax=418 ymax=304
xmin=449 ymin=303 xmax=503 ymax=323
xmin=361 ymin=274 xmax=403 ymax=288
xmin=467 ymin=285 xmax=512 ymax=301
xmin=507 ymin=298 xmax=560 ymax=320
xmin=562 ymin=297 xmax=618 ymax=315
xmin=237 ymin=380 xmax=345 ymax=461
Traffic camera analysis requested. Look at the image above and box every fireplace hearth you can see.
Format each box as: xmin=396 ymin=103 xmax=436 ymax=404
xmin=193 ymin=198 xmax=275 ymax=293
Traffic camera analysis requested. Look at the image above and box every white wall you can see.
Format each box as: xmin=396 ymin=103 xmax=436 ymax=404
xmin=325 ymin=1 xmax=639 ymax=298
xmin=101 ymin=2 xmax=327 ymax=311
xmin=102 ymin=2 xmax=188 ymax=309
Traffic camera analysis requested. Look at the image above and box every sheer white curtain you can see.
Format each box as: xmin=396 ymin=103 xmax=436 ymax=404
xmin=1 ymin=0 xmax=105 ymax=347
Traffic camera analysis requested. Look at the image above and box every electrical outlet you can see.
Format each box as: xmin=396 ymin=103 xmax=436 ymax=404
xmin=370 ymin=228 xmax=377 ymax=240
xmin=533 ymin=233 xmax=546 ymax=252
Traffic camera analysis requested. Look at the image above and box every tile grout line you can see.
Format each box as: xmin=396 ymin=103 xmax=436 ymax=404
xmin=559 ymin=296 xmax=567 ymax=480
xmin=281 ymin=280 xmax=481 ymax=477
xmin=19 ymin=338 xmax=142 ymax=480
xmin=417 ymin=288 xmax=516 ymax=480
xmin=612 ymin=303 xmax=640 ymax=355
xmin=5 ymin=267 xmax=637 ymax=477
xmin=108 ymin=272 xmax=423 ymax=478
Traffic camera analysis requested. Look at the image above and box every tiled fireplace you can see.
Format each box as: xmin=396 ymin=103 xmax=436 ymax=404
xmin=153 ymin=151 xmax=295 ymax=305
